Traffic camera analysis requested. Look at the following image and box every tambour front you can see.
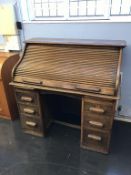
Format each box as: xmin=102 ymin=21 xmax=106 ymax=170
xmin=11 ymin=38 xmax=126 ymax=153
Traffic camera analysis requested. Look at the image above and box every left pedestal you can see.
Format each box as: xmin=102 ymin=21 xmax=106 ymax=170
xmin=14 ymin=88 xmax=46 ymax=137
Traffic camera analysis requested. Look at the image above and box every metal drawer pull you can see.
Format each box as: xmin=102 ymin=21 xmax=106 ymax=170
xmin=89 ymin=107 xmax=105 ymax=114
xmin=89 ymin=121 xmax=104 ymax=127
xmin=21 ymin=96 xmax=33 ymax=102
xmin=88 ymin=134 xmax=102 ymax=141
xmin=26 ymin=121 xmax=37 ymax=127
xmin=23 ymin=108 xmax=35 ymax=114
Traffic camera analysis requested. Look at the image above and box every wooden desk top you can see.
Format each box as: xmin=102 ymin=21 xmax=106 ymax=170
xmin=26 ymin=38 xmax=127 ymax=47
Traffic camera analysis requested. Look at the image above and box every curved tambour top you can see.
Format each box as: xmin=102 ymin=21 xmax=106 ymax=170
xmin=12 ymin=38 xmax=126 ymax=96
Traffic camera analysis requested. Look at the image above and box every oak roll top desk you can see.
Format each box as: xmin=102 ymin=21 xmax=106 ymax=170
xmin=11 ymin=38 xmax=126 ymax=153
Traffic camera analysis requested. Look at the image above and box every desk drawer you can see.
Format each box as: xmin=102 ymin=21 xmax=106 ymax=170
xmin=15 ymin=89 xmax=39 ymax=105
xmin=81 ymin=128 xmax=110 ymax=153
xmin=18 ymin=104 xmax=40 ymax=118
xmin=83 ymin=113 xmax=113 ymax=130
xmin=83 ymin=97 xmax=115 ymax=116
xmin=20 ymin=115 xmax=44 ymax=136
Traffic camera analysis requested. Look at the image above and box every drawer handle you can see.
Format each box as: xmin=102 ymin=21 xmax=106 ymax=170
xmin=76 ymin=86 xmax=101 ymax=93
xmin=0 ymin=108 xmax=2 ymax=112
xmin=88 ymin=134 xmax=102 ymax=141
xmin=23 ymin=108 xmax=35 ymax=114
xmin=26 ymin=121 xmax=37 ymax=127
xmin=89 ymin=107 xmax=105 ymax=114
xmin=89 ymin=121 xmax=104 ymax=128
xmin=22 ymin=78 xmax=42 ymax=85
xmin=21 ymin=96 xmax=33 ymax=102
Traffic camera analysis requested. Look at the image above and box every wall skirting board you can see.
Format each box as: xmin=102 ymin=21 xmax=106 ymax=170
xmin=115 ymin=115 xmax=131 ymax=123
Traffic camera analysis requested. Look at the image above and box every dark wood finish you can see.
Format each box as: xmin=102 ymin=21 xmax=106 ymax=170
xmin=83 ymin=97 xmax=115 ymax=116
xmin=0 ymin=52 xmax=19 ymax=120
xmin=19 ymin=104 xmax=40 ymax=117
xmin=25 ymin=38 xmax=126 ymax=47
xmin=81 ymin=127 xmax=110 ymax=154
xmin=15 ymin=88 xmax=39 ymax=105
xmin=13 ymin=44 xmax=120 ymax=96
xmin=10 ymin=82 xmax=120 ymax=100
xmin=14 ymin=88 xmax=48 ymax=137
xmin=12 ymin=39 xmax=126 ymax=97
xmin=81 ymin=96 xmax=116 ymax=153
xmin=83 ymin=113 xmax=113 ymax=130
xmin=11 ymin=38 xmax=126 ymax=153
xmin=20 ymin=115 xmax=44 ymax=137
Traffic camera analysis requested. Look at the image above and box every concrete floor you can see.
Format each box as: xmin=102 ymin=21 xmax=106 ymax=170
xmin=0 ymin=119 xmax=131 ymax=175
